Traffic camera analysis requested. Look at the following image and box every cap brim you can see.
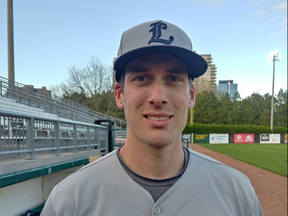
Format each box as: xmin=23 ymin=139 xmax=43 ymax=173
xmin=114 ymin=46 xmax=208 ymax=82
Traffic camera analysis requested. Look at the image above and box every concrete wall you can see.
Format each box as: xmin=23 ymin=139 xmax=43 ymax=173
xmin=0 ymin=150 xmax=102 ymax=215
xmin=1 ymin=177 xmax=42 ymax=216
xmin=42 ymin=166 xmax=80 ymax=200
xmin=0 ymin=166 xmax=82 ymax=216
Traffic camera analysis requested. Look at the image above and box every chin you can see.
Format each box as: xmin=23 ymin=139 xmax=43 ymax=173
xmin=141 ymin=135 xmax=180 ymax=148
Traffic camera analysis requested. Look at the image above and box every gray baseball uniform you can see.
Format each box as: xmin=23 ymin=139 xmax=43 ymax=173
xmin=40 ymin=148 xmax=263 ymax=216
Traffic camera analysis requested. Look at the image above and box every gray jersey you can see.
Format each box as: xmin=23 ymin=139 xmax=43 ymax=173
xmin=41 ymin=148 xmax=264 ymax=216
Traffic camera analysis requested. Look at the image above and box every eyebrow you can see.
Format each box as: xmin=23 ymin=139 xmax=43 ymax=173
xmin=166 ymin=68 xmax=187 ymax=74
xmin=126 ymin=65 xmax=149 ymax=73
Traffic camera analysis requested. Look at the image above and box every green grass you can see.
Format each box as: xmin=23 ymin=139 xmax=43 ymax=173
xmin=199 ymin=144 xmax=287 ymax=177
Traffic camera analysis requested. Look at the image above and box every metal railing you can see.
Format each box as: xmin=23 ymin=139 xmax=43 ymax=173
xmin=0 ymin=76 xmax=126 ymax=127
xmin=0 ymin=109 xmax=109 ymax=159
xmin=112 ymin=128 xmax=127 ymax=150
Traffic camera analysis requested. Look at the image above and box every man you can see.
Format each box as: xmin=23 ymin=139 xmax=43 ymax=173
xmin=41 ymin=20 xmax=263 ymax=216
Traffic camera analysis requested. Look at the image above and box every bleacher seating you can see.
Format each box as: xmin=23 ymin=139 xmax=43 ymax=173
xmin=0 ymin=75 xmax=126 ymax=127
xmin=0 ymin=96 xmax=58 ymax=118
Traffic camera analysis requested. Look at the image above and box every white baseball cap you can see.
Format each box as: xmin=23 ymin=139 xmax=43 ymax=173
xmin=114 ymin=20 xmax=208 ymax=81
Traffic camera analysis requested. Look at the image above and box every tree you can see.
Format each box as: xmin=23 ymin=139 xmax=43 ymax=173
xmin=215 ymin=93 xmax=233 ymax=124
xmin=228 ymin=92 xmax=244 ymax=125
xmin=274 ymin=89 xmax=287 ymax=127
xmin=257 ymin=93 xmax=272 ymax=126
xmin=241 ymin=93 xmax=259 ymax=125
xmin=66 ymin=57 xmax=113 ymax=97
xmin=194 ymin=91 xmax=219 ymax=124
xmin=84 ymin=92 xmax=125 ymax=120
xmin=50 ymin=56 xmax=125 ymax=120
xmin=51 ymin=57 xmax=113 ymax=98
xmin=232 ymin=92 xmax=241 ymax=101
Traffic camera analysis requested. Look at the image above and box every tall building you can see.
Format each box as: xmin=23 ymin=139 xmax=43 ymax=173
xmin=194 ymin=54 xmax=217 ymax=93
xmin=216 ymin=80 xmax=238 ymax=98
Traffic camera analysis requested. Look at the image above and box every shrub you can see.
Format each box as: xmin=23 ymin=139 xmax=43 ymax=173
xmin=183 ymin=123 xmax=287 ymax=134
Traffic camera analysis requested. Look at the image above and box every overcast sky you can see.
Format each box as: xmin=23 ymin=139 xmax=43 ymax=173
xmin=0 ymin=0 xmax=286 ymax=99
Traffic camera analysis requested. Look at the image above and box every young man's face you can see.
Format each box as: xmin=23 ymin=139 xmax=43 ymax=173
xmin=114 ymin=54 xmax=196 ymax=148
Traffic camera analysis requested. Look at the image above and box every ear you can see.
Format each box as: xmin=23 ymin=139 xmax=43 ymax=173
xmin=188 ymin=84 xmax=196 ymax=109
xmin=114 ymin=83 xmax=124 ymax=109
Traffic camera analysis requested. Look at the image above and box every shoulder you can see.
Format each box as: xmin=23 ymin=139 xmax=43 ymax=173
xmin=52 ymin=150 xmax=118 ymax=193
xmin=186 ymin=147 xmax=254 ymax=192
xmin=76 ymin=149 xmax=118 ymax=173
xmin=184 ymin=148 xmax=263 ymax=215
xmin=187 ymin=147 xmax=247 ymax=178
xmin=46 ymin=150 xmax=120 ymax=205
xmin=42 ymin=150 xmax=124 ymax=215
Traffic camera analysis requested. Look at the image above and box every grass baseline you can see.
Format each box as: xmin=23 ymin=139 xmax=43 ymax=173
xmin=198 ymin=143 xmax=287 ymax=177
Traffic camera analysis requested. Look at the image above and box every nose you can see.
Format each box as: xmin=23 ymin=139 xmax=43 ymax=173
xmin=148 ymin=81 xmax=168 ymax=106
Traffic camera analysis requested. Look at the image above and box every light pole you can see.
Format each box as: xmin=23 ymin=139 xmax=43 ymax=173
xmin=7 ymin=0 xmax=15 ymax=83
xmin=268 ymin=50 xmax=280 ymax=132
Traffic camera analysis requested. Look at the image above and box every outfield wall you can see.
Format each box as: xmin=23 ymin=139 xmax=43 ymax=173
xmin=182 ymin=133 xmax=288 ymax=144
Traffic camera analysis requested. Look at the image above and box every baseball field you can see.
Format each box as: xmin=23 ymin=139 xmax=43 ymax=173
xmin=198 ymin=144 xmax=287 ymax=177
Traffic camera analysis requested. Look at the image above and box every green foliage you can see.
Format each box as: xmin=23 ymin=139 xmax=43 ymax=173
xmin=183 ymin=123 xmax=287 ymax=134
xmin=274 ymin=89 xmax=288 ymax=127
xmin=273 ymin=126 xmax=288 ymax=134
xmin=193 ymin=89 xmax=287 ymax=127
xmin=200 ymin=144 xmax=287 ymax=177
xmin=194 ymin=91 xmax=219 ymax=124
xmin=182 ymin=124 xmax=193 ymax=134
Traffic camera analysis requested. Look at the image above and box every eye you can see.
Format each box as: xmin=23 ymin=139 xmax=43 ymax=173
xmin=133 ymin=76 xmax=150 ymax=82
xmin=167 ymin=76 xmax=182 ymax=82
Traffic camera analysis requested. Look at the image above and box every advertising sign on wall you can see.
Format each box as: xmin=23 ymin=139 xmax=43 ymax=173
xmin=209 ymin=134 xmax=229 ymax=144
xmin=182 ymin=134 xmax=191 ymax=143
xmin=234 ymin=134 xmax=254 ymax=143
xmin=260 ymin=134 xmax=281 ymax=144
xmin=193 ymin=133 xmax=209 ymax=143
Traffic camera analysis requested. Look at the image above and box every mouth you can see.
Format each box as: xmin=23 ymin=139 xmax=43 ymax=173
xmin=144 ymin=115 xmax=172 ymax=121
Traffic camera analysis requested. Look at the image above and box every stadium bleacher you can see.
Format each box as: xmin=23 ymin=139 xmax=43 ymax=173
xmin=0 ymin=75 xmax=125 ymax=126
xmin=0 ymin=96 xmax=58 ymax=118
xmin=0 ymin=75 xmax=125 ymax=159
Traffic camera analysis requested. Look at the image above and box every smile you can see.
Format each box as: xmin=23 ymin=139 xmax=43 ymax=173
xmin=146 ymin=116 xmax=171 ymax=121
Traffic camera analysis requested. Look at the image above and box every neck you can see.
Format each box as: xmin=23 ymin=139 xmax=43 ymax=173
xmin=119 ymin=133 xmax=185 ymax=179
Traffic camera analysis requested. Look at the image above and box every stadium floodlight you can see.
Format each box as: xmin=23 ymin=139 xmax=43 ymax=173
xmin=269 ymin=50 xmax=281 ymax=62
xmin=268 ymin=50 xmax=280 ymax=132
